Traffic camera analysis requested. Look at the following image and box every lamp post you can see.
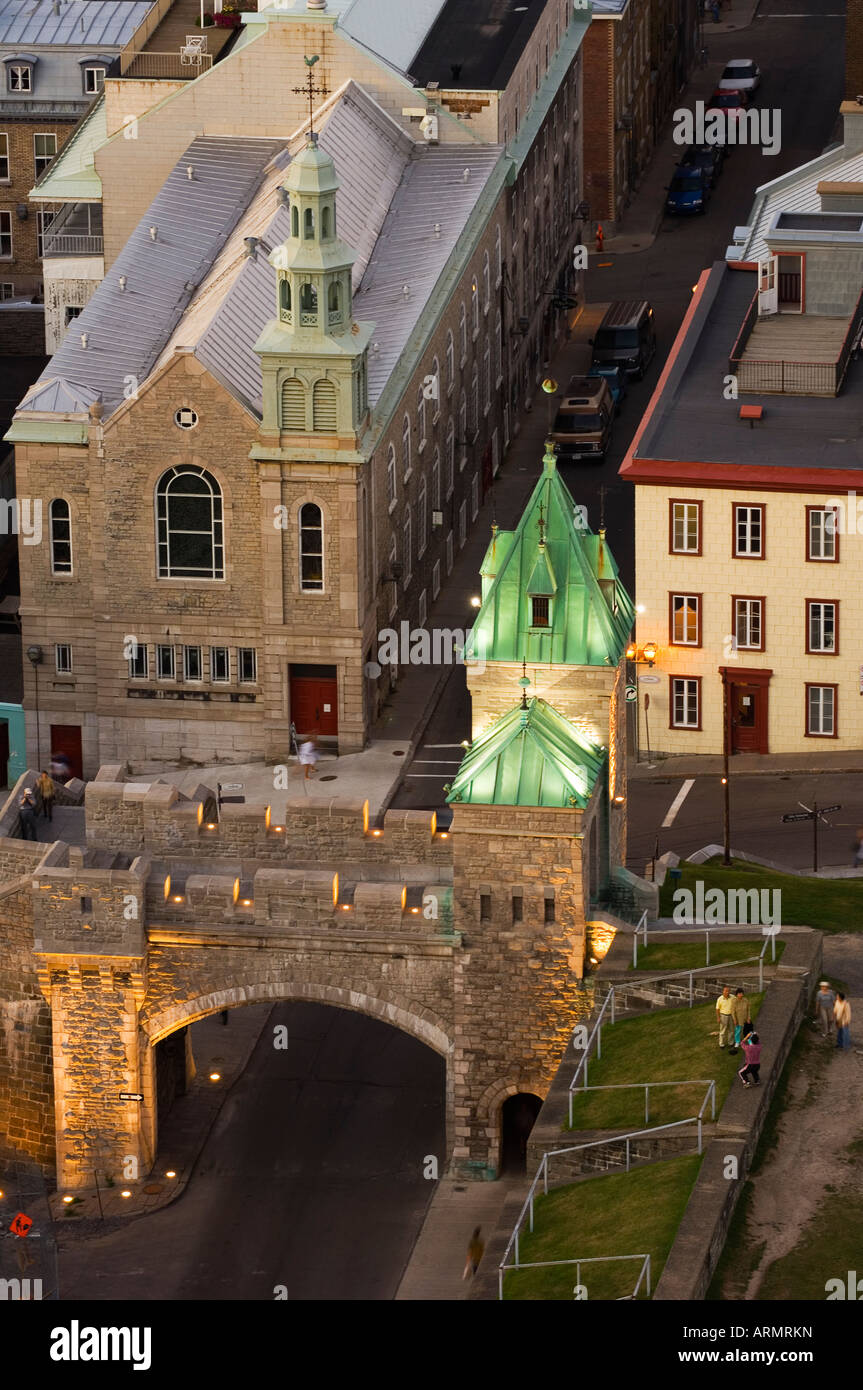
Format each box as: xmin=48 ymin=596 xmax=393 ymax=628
xmin=26 ymin=644 xmax=43 ymax=771
xmin=721 ymin=668 xmax=731 ymax=865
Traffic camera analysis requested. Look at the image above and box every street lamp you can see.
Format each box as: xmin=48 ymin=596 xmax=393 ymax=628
xmin=26 ymin=644 xmax=43 ymax=770
xmin=626 ymin=641 xmax=658 ymax=667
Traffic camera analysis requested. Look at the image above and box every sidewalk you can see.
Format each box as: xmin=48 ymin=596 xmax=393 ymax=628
xmin=50 ymin=1004 xmax=272 ymax=1231
xmin=395 ymin=1174 xmax=519 ymax=1300
xmin=630 ymin=749 xmax=863 ymax=780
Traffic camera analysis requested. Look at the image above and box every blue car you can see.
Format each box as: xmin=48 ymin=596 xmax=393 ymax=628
xmin=666 ymin=166 xmax=710 ymax=215
xmin=587 ymin=365 xmax=627 ymax=412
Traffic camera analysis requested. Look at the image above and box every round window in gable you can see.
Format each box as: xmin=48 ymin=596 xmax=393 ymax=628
xmin=174 ymin=407 xmax=198 ymax=430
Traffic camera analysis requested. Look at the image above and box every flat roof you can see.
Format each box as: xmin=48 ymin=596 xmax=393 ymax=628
xmin=631 ymin=263 xmax=863 ymax=477
xmin=410 ymin=0 xmax=545 ymax=90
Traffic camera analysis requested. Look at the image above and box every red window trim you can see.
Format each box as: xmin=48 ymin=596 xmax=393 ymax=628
xmin=668 ymin=591 xmax=702 ymax=648
xmin=669 ymin=674 xmax=702 ymax=731
xmin=805 ymin=504 xmax=840 ymax=563
xmin=804 ymin=682 xmax=838 ymax=739
xmin=731 ymin=501 xmax=766 ymax=560
xmin=805 ymin=598 xmax=839 ymax=656
xmin=668 ymin=498 xmax=703 ymax=556
xmin=731 ymin=594 xmax=765 ymax=653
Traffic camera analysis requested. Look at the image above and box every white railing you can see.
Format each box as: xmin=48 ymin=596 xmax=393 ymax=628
xmin=499 ymin=1251 xmax=651 ymax=1301
xmin=570 ymin=1077 xmax=716 ymax=1127
xmin=122 ymin=52 xmax=213 ymax=79
xmin=633 ymin=919 xmax=780 ymax=969
xmin=568 ymin=985 xmax=616 ymax=1124
xmin=625 ymin=937 xmax=776 ymax=1008
xmin=499 ymin=1118 xmax=703 ymax=1293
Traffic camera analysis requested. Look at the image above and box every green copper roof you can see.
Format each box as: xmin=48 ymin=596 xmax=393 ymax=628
xmin=30 ymin=95 xmax=106 ymax=203
xmin=465 ymin=442 xmax=634 ymax=667
xmin=446 ymin=696 xmax=605 ymax=810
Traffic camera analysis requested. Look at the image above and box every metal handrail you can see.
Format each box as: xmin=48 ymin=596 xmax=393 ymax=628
xmin=568 ymin=985 xmax=616 ymax=1123
xmin=633 ymin=921 xmax=779 ymax=969
xmin=569 ymin=1077 xmax=716 ymax=1126
xmin=500 ymin=1117 xmax=703 ymax=1277
xmin=498 ymin=1251 xmax=650 ymax=1301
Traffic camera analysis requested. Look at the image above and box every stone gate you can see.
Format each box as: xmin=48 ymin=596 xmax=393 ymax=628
xmin=0 ymin=760 xmax=600 ymax=1189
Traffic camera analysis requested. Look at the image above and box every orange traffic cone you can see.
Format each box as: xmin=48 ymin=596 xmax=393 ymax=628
xmin=595 ymin=224 xmax=604 ymax=252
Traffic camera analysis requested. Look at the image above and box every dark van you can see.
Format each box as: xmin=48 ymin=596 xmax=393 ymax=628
xmin=550 ymin=375 xmax=613 ymax=463
xmin=590 ymin=301 xmax=656 ymax=379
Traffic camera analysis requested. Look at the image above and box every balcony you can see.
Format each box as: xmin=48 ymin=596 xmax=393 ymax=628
xmin=122 ymin=51 xmax=214 ymax=80
xmin=729 ymin=289 xmax=863 ymax=396
xmin=43 ymin=232 xmax=104 ymax=257
xmin=41 ymin=203 xmax=104 ymax=259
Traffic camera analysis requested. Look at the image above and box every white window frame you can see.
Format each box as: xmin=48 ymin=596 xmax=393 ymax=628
xmin=0 ymin=211 xmax=12 ymax=260
xmin=8 ymin=64 xmax=32 ymax=93
xmin=417 ymin=477 xmax=427 ymax=558
xmin=430 ymin=355 xmax=441 ymax=423
xmin=402 ymin=413 xmax=412 ymax=482
xmin=432 ymin=559 xmax=440 ymax=599
xmin=33 ymin=132 xmax=56 ymax=179
xmin=237 ymin=647 xmax=257 ymax=684
xmin=83 ymin=65 xmax=106 ymax=94
xmin=49 ymin=497 xmax=72 ymax=574
xmin=445 ymin=420 xmax=455 ymax=499
xmin=808 ymin=507 xmax=838 ymax=561
xmin=403 ymin=506 xmax=412 ymax=588
xmin=733 ymin=598 xmax=762 ymax=650
xmin=807 ymin=600 xmax=836 ymax=653
xmin=55 ymin=643 xmax=72 ymax=674
xmin=671 ymin=501 xmax=700 ymax=554
xmin=386 ymin=445 xmax=397 ymax=513
xmin=0 ymin=133 xmax=8 ymax=182
xmin=671 ymin=593 xmax=700 ymax=646
xmin=210 ymin=645 xmax=230 ymax=683
xmin=445 ymin=333 xmax=454 ymax=394
xmin=807 ymin=684 xmax=835 ymax=737
xmin=471 ymin=472 xmax=479 ymax=522
xmin=299 ymin=502 xmax=324 ymax=593
xmin=459 ymin=301 xmax=467 ymax=365
xmin=734 ymin=504 xmax=763 ymax=558
xmin=417 ymin=384 xmax=427 ymax=452
xmin=36 ymin=209 xmax=54 ymax=259
xmin=671 ymin=677 xmax=699 ymax=729
xmin=388 ymin=534 xmax=398 ymax=618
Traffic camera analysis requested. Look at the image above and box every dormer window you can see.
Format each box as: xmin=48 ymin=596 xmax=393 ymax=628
xmin=7 ymin=63 xmax=32 ymax=93
xmin=83 ymin=66 xmax=105 ymax=94
xmin=531 ymin=596 xmax=550 ymax=627
xmin=304 ymin=207 xmax=315 ymax=239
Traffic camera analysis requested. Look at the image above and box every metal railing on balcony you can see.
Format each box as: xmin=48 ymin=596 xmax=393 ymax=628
xmin=42 ymin=232 xmax=104 ymax=257
xmin=730 ymin=287 xmax=863 ymax=396
xmin=122 ymin=52 xmax=213 ymax=80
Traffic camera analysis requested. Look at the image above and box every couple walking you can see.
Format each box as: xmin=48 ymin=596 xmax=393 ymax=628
xmin=715 ymin=985 xmax=760 ymax=1087
xmin=813 ymin=981 xmax=852 ymax=1051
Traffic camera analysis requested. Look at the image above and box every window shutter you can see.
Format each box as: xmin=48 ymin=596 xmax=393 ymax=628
xmin=313 ymin=379 xmax=337 ymax=432
xmin=281 ymin=378 xmax=306 ymax=431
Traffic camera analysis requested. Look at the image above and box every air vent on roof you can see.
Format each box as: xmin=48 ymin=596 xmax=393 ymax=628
xmin=244 ymin=237 xmax=259 ymax=261
xmin=149 ymin=226 xmax=158 ymax=242
xmin=186 ymin=165 xmax=194 ymax=180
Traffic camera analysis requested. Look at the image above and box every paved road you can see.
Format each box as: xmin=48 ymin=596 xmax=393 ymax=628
xmin=58 ymin=1002 xmax=445 ymax=1300
xmin=628 ymin=770 xmax=863 ymax=876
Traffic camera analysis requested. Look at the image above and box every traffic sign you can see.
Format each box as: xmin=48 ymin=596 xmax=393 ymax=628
xmin=638 ymin=674 xmax=660 ymax=684
xmin=625 ymin=685 xmax=637 ymax=702
xmin=119 ymin=1092 xmax=144 ymax=1102
xmin=781 ymin=813 xmax=811 ymax=823
xmin=820 ymin=804 xmax=842 ymax=814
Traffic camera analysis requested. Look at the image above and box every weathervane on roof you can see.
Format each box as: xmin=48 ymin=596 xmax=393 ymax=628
xmin=293 ymin=55 xmax=329 ymax=142
xmin=519 ymin=658 xmax=530 ymax=711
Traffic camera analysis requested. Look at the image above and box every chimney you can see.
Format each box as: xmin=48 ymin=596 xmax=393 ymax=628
xmin=841 ymin=96 xmax=863 ymax=155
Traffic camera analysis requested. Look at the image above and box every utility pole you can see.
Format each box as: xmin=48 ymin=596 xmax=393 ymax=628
xmin=721 ymin=669 xmax=731 ymax=865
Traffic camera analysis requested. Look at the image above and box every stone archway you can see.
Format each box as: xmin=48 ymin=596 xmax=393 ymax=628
xmin=137 ymin=979 xmax=454 ymax=1189
xmin=474 ymin=1077 xmax=548 ymax=1178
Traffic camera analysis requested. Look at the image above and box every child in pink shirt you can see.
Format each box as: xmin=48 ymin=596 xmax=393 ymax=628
xmin=738 ymin=1032 xmax=761 ymax=1087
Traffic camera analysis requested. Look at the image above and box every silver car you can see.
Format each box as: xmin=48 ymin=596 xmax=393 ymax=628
xmin=716 ymin=59 xmax=761 ymax=94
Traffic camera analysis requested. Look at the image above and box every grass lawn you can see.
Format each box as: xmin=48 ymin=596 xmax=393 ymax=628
xmin=503 ymin=1153 xmax=703 ymax=1300
xmin=631 ymin=939 xmax=785 ymax=972
xmin=565 ymin=995 xmax=763 ymax=1131
xmin=658 ymin=857 xmax=863 ymax=935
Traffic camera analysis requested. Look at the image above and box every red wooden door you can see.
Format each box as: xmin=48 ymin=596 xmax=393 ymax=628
xmin=50 ymin=724 xmax=83 ymax=780
xmin=289 ymin=667 xmax=338 ymax=737
xmin=730 ymin=685 xmax=765 ymax=753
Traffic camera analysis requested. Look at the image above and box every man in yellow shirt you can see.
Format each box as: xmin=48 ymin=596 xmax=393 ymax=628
xmin=716 ymin=986 xmax=735 ymax=1049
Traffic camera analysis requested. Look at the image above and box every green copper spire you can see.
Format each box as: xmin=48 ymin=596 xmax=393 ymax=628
xmin=464 ymin=440 xmax=634 ymax=666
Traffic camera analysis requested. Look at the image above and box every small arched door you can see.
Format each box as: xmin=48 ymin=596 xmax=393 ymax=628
xmin=500 ymin=1093 xmax=542 ymax=1174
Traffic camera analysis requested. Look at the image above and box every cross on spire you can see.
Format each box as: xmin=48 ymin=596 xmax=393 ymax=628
xmin=537 ymin=501 xmax=545 ymax=546
xmin=293 ymin=55 xmax=329 ymax=141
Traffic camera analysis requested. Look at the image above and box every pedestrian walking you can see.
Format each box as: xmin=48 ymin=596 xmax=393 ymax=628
xmin=50 ymin=753 xmax=71 ymax=783
xmin=738 ymin=1032 xmax=761 ymax=1087
xmin=36 ymin=769 xmax=54 ymax=822
xmin=730 ymin=987 xmax=751 ymax=1052
xmin=463 ymin=1226 xmax=485 ymax=1280
xmin=595 ymin=224 xmax=604 ymax=253
xmin=834 ymin=993 xmax=852 ymax=1051
xmin=18 ymin=792 xmax=38 ymax=841
xmin=710 ymin=0 xmax=720 ymax=21
xmin=814 ymin=980 xmax=836 ymax=1037
xmin=298 ymin=739 xmax=318 ymax=781
xmin=715 ymin=985 xmax=735 ymax=1049
xmin=852 ymin=830 xmax=863 ymax=868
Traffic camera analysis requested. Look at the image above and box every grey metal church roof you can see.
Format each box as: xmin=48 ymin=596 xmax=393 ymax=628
xmin=0 ymin=0 xmax=156 ymax=47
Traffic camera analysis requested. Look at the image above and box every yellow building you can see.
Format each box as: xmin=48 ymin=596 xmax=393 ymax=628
xmin=622 ymin=105 xmax=863 ymax=756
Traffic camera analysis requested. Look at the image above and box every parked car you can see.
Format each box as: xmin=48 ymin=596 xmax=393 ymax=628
xmin=590 ymin=301 xmax=657 ymax=380
xmin=707 ymin=88 xmax=750 ymax=117
xmin=586 ymin=364 xmax=627 ymax=413
xmin=550 ymin=375 xmax=614 ymax=462
xmin=666 ymin=165 xmax=711 ymax=215
xmin=716 ymin=58 xmax=761 ymax=94
xmin=679 ymin=143 xmax=724 ymax=188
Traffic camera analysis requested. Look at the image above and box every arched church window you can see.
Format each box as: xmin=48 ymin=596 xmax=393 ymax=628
xmin=300 ymin=283 xmax=318 ymax=321
xmin=299 ymin=503 xmax=324 ymax=591
xmin=291 ymin=205 xmax=299 ymax=238
xmin=279 ymin=279 xmax=291 ymax=316
xmin=322 ymin=205 xmax=332 ymax=238
xmin=304 ymin=207 xmax=315 ymax=239
xmin=156 ymin=466 xmax=224 ymax=580
xmin=328 ymin=281 xmax=341 ymax=312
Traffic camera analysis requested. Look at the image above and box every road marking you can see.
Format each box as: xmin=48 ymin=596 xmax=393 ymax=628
xmin=413 ymin=758 xmax=462 ymax=765
xmin=424 ymin=743 xmax=466 ymax=748
xmin=662 ymin=778 xmax=695 ymax=828
xmin=405 ymin=773 xmax=453 ymax=779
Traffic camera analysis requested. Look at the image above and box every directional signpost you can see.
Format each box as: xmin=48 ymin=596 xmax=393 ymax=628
xmin=118 ymin=1092 xmax=144 ymax=1102
xmin=781 ymin=801 xmax=841 ymax=872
